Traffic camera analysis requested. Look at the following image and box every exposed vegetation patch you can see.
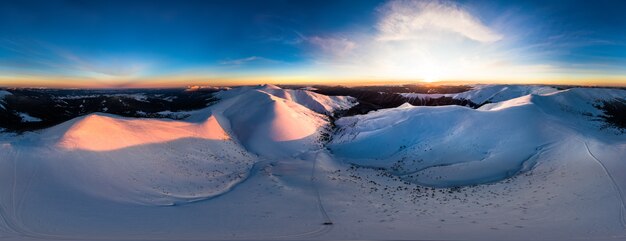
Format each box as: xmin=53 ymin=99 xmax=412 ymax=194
xmin=596 ymin=98 xmax=626 ymax=132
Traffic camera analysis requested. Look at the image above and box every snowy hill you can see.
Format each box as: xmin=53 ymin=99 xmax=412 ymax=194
xmin=401 ymin=84 xmax=560 ymax=105
xmin=210 ymin=85 xmax=330 ymax=157
xmin=330 ymin=87 xmax=626 ymax=187
xmin=0 ymin=85 xmax=346 ymax=206
xmin=259 ymin=84 xmax=357 ymax=114
xmin=330 ymin=99 xmax=558 ymax=187
xmin=56 ymin=113 xmax=230 ymax=151
xmin=217 ymin=84 xmax=357 ymax=115
xmin=32 ymin=113 xmax=252 ymax=205
xmin=1 ymin=85 xmax=626 ymax=240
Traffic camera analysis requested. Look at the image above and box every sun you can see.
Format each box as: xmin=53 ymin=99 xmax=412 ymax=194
xmin=422 ymin=70 xmax=440 ymax=83
xmin=422 ymin=77 xmax=436 ymax=83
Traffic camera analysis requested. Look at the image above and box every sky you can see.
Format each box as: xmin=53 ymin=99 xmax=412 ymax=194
xmin=0 ymin=0 xmax=625 ymax=88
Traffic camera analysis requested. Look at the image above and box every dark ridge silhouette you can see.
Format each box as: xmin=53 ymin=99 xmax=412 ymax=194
xmin=295 ymin=85 xmax=479 ymax=117
xmin=0 ymin=88 xmax=218 ymax=132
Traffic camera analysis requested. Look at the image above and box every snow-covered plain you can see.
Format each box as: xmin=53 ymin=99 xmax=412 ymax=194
xmin=1 ymin=84 xmax=626 ymax=240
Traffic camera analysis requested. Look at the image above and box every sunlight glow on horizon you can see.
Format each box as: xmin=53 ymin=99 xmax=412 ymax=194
xmin=1 ymin=0 xmax=625 ymax=88
xmin=2 ymin=73 xmax=626 ymax=88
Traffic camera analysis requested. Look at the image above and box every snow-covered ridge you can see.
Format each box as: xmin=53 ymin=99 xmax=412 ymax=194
xmin=0 ymin=90 xmax=11 ymax=110
xmin=53 ymin=84 xmax=354 ymax=156
xmin=400 ymin=85 xmax=561 ymax=105
xmin=261 ymin=84 xmax=357 ymax=114
xmin=56 ymin=113 xmax=229 ymax=151
xmin=30 ymin=110 xmax=254 ymax=205
xmin=330 ymin=87 xmax=626 ymax=187
xmin=218 ymin=84 xmax=357 ymax=114
xmin=0 ymin=85 xmax=355 ymax=206
xmin=211 ymin=85 xmax=330 ymax=157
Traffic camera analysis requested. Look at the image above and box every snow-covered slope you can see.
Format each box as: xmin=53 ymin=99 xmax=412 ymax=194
xmin=330 ymin=87 xmax=626 ymax=187
xmin=0 ymin=85 xmax=348 ymax=206
xmin=401 ymin=85 xmax=560 ymax=105
xmin=451 ymin=85 xmax=560 ymax=104
xmin=218 ymin=84 xmax=356 ymax=115
xmin=30 ymin=112 xmax=252 ymax=205
xmin=330 ymin=104 xmax=557 ymax=187
xmin=258 ymin=84 xmax=357 ymax=114
xmin=1 ymin=85 xmax=626 ymax=240
xmin=0 ymin=90 xmax=11 ymax=110
xmin=56 ymin=114 xmax=229 ymax=151
xmin=213 ymin=86 xmax=328 ymax=157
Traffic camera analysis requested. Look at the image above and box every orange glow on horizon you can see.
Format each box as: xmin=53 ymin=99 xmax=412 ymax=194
xmin=1 ymin=75 xmax=625 ymax=88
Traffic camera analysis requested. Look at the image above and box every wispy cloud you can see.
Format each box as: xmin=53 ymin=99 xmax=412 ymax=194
xmin=305 ymin=35 xmax=357 ymax=57
xmin=376 ymin=0 xmax=502 ymax=43
xmin=296 ymin=0 xmax=560 ymax=82
xmin=0 ymin=38 xmax=151 ymax=79
xmin=219 ymin=56 xmax=281 ymax=66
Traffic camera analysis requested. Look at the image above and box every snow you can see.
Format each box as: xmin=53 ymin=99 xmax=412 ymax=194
xmin=401 ymin=84 xmax=560 ymax=105
xmin=397 ymin=102 xmax=414 ymax=108
xmin=219 ymin=84 xmax=357 ymax=115
xmin=0 ymin=90 xmax=11 ymax=110
xmin=1 ymin=85 xmax=626 ymax=240
xmin=17 ymin=111 xmax=252 ymax=206
xmin=162 ymin=96 xmax=177 ymax=102
xmin=330 ymin=104 xmax=557 ymax=187
xmin=399 ymin=92 xmax=447 ymax=99
xmin=300 ymin=86 xmax=318 ymax=91
xmin=156 ymin=110 xmax=190 ymax=119
xmin=17 ymin=112 xmax=42 ymax=122
xmin=330 ymin=87 xmax=626 ymax=187
xmin=0 ymin=85 xmax=344 ymax=206
xmin=450 ymin=85 xmax=560 ymax=104
xmin=196 ymin=84 xmax=355 ymax=157
xmin=185 ymin=85 xmax=230 ymax=92
xmin=214 ymin=86 xmax=327 ymax=157
xmin=57 ymin=114 xmax=229 ymax=151
xmin=55 ymin=93 xmax=149 ymax=101
xmin=0 ymin=90 xmax=10 ymax=99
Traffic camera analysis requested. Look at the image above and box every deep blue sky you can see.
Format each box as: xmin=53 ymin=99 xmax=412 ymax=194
xmin=0 ymin=0 xmax=625 ymax=87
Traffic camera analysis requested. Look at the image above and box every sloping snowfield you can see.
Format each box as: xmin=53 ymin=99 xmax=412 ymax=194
xmin=400 ymin=84 xmax=561 ymax=105
xmin=1 ymin=84 xmax=625 ymax=240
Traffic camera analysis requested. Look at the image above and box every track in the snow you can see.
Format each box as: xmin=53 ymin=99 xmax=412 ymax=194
xmin=583 ymin=141 xmax=626 ymax=229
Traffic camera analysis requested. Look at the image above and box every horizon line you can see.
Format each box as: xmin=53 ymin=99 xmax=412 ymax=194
xmin=2 ymin=79 xmax=626 ymax=89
